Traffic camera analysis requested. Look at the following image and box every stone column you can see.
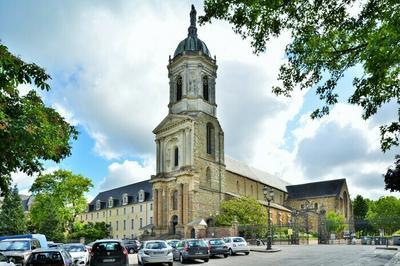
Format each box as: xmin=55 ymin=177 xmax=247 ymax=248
xmin=164 ymin=187 xmax=169 ymax=227
xmin=158 ymin=189 xmax=163 ymax=228
xmin=154 ymin=189 xmax=158 ymax=227
xmin=182 ymin=129 xmax=186 ymax=166
xmin=156 ymin=140 xmax=160 ymax=174
xmin=183 ymin=183 xmax=189 ymax=225
xmin=177 ymin=184 xmax=183 ymax=224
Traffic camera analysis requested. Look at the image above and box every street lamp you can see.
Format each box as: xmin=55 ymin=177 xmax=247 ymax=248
xmin=263 ymin=186 xmax=274 ymax=250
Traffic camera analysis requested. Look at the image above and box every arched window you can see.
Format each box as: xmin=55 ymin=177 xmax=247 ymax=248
xmin=206 ymin=123 xmax=215 ymax=155
xmin=176 ymin=76 xmax=182 ymax=101
xmin=203 ymin=76 xmax=209 ymax=101
xmin=314 ymin=202 xmax=318 ymax=209
xmin=174 ymin=147 xmax=179 ymax=167
xmin=172 ymin=191 xmax=178 ymax=210
xmin=206 ymin=167 xmax=212 ymax=187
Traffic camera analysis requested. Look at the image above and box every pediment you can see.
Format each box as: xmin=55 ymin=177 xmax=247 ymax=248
xmin=153 ymin=114 xmax=194 ymax=134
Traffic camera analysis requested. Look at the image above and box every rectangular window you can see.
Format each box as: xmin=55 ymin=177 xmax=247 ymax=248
xmin=123 ymin=220 xmax=126 ymax=230
xmin=109 ymin=210 xmax=112 ymax=216
xmin=90 ymin=213 xmax=93 ymax=220
xmin=140 ymin=205 xmax=143 ymax=212
xmin=96 ymin=212 xmax=99 ymax=219
xmin=131 ymin=206 xmax=134 ymax=213
xmin=140 ymin=218 xmax=143 ymax=228
xmin=116 ymin=221 xmax=119 ymax=231
xmin=116 ymin=209 xmax=119 ymax=215
xmin=131 ymin=219 xmax=134 ymax=230
xmin=150 ymin=217 xmax=153 ymax=224
xmin=85 ymin=214 xmax=87 ymax=220
xmin=150 ymin=203 xmax=153 ymax=211
xmin=103 ymin=211 xmax=105 ymax=218
xmin=124 ymin=208 xmax=126 ymax=215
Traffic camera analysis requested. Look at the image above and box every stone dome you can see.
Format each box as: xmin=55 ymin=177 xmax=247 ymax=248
xmin=173 ymin=5 xmax=211 ymax=59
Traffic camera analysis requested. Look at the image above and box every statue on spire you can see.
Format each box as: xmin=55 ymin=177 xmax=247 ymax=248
xmin=188 ymin=5 xmax=198 ymax=37
xmin=190 ymin=5 xmax=196 ymax=27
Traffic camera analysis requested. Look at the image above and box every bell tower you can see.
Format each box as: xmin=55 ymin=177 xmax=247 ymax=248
xmin=151 ymin=5 xmax=225 ymax=238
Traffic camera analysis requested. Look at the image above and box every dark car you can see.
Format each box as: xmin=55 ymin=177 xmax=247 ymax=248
xmin=89 ymin=240 xmax=128 ymax=266
xmin=25 ymin=248 xmax=74 ymax=266
xmin=173 ymin=239 xmax=209 ymax=263
xmin=206 ymin=239 xmax=228 ymax=258
xmin=122 ymin=240 xmax=139 ymax=254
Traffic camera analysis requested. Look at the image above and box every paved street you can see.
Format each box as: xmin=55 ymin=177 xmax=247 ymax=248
xmin=128 ymin=245 xmax=400 ymax=266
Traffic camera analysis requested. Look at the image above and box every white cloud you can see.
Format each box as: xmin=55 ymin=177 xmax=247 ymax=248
xmin=11 ymin=167 xmax=59 ymax=195
xmin=99 ymin=158 xmax=155 ymax=190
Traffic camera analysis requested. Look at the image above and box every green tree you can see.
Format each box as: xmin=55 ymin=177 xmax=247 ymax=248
xmin=353 ymin=195 xmax=373 ymax=234
xmin=325 ymin=211 xmax=345 ymax=235
xmin=0 ymin=185 xmax=26 ymax=235
xmin=200 ymin=0 xmax=400 ymax=189
xmin=366 ymin=196 xmax=400 ymax=235
xmin=69 ymin=222 xmax=111 ymax=243
xmin=383 ymin=155 xmax=400 ymax=192
xmin=0 ymin=42 xmax=78 ymax=196
xmin=29 ymin=170 xmax=92 ymax=236
xmin=215 ymin=197 xmax=267 ymax=226
xmin=29 ymin=194 xmax=65 ymax=242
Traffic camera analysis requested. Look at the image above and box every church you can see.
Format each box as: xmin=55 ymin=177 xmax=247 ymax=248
xmin=81 ymin=5 xmax=353 ymax=240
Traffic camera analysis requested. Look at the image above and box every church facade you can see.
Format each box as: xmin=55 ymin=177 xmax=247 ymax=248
xmin=150 ymin=6 xmax=292 ymax=238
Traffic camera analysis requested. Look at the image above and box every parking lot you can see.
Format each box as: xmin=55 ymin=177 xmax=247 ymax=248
xmin=128 ymin=245 xmax=400 ymax=266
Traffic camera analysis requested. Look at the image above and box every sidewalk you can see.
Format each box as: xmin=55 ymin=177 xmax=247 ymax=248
xmin=385 ymin=250 xmax=400 ymax=266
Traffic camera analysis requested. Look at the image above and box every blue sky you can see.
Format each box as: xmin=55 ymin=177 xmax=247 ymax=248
xmin=1 ymin=0 xmax=398 ymax=200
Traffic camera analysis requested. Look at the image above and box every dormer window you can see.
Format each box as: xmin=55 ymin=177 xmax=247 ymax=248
xmin=96 ymin=200 xmax=101 ymax=210
xmin=176 ymin=76 xmax=182 ymax=101
xmin=122 ymin=193 xmax=128 ymax=205
xmin=138 ymin=189 xmax=145 ymax=203
xmin=108 ymin=197 xmax=113 ymax=208
xmin=203 ymin=76 xmax=209 ymax=101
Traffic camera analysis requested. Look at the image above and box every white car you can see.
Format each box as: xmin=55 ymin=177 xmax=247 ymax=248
xmin=137 ymin=240 xmax=173 ymax=266
xmin=63 ymin=243 xmax=89 ymax=265
xmin=223 ymin=237 xmax=250 ymax=256
xmin=0 ymin=252 xmax=15 ymax=266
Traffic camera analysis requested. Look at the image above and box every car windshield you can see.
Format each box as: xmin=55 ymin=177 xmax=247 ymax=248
xmin=233 ymin=237 xmax=245 ymax=243
xmin=93 ymin=242 xmax=122 ymax=252
xmin=188 ymin=240 xmax=207 ymax=247
xmin=145 ymin=242 xmax=167 ymax=249
xmin=28 ymin=252 xmax=63 ymax=265
xmin=209 ymin=239 xmax=225 ymax=245
xmin=63 ymin=244 xmax=85 ymax=252
xmin=0 ymin=240 xmax=30 ymax=251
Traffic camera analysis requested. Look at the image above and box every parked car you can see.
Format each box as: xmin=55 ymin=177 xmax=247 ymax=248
xmin=206 ymin=239 xmax=228 ymax=258
xmin=361 ymin=236 xmax=372 ymax=245
xmin=137 ymin=240 xmax=173 ymax=266
xmin=48 ymin=242 xmax=64 ymax=249
xmin=89 ymin=240 xmax=128 ymax=266
xmin=122 ymin=240 xmax=139 ymax=254
xmin=223 ymin=237 xmax=250 ymax=256
xmin=166 ymin=240 xmax=180 ymax=249
xmin=25 ymin=248 xmax=74 ymax=266
xmin=173 ymin=239 xmax=209 ymax=263
xmin=0 ymin=238 xmax=41 ymax=266
xmin=0 ymin=252 xmax=15 ymax=266
xmin=0 ymin=235 xmax=47 ymax=249
xmin=63 ymin=243 xmax=90 ymax=265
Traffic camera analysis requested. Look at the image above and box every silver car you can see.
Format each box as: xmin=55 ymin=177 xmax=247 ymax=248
xmin=137 ymin=240 xmax=173 ymax=266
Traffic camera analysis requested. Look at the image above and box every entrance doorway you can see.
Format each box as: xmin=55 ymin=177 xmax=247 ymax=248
xmin=171 ymin=215 xmax=178 ymax=235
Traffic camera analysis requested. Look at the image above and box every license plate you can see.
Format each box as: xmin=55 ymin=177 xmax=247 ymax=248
xmin=103 ymin=258 xmax=115 ymax=262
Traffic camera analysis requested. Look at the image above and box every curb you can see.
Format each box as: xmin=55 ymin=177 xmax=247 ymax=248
xmin=250 ymin=248 xmax=282 ymax=253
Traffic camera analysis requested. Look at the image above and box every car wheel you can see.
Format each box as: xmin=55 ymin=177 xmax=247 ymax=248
xmin=203 ymin=258 xmax=209 ymax=262
xmin=229 ymin=248 xmax=234 ymax=256
xmin=180 ymin=254 xmax=186 ymax=264
xmin=245 ymin=252 xmax=250 ymax=255
xmin=224 ymin=254 xmax=228 ymax=258
xmin=129 ymin=248 xmax=135 ymax=254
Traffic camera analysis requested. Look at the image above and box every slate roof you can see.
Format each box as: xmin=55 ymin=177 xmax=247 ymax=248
xmin=225 ymin=156 xmax=290 ymax=192
xmin=88 ymin=180 xmax=152 ymax=212
xmin=286 ymin=178 xmax=346 ymax=200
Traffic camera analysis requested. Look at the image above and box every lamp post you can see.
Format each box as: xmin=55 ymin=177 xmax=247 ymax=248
xmin=263 ymin=186 xmax=274 ymax=250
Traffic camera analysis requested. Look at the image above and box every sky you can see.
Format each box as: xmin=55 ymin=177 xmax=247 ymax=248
xmin=1 ymin=0 xmax=398 ymax=201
